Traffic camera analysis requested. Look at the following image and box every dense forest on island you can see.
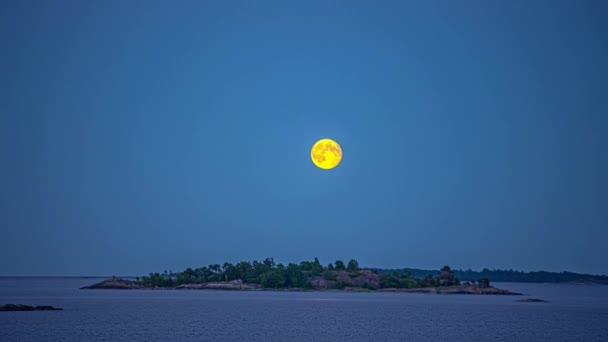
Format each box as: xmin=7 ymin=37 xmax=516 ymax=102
xmin=137 ymin=258 xmax=479 ymax=290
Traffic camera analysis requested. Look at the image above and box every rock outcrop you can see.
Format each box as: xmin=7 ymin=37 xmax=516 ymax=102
xmin=1 ymin=304 xmax=63 ymax=311
xmin=349 ymin=270 xmax=381 ymax=288
xmin=311 ymin=270 xmax=382 ymax=290
xmin=516 ymin=298 xmax=547 ymax=302
xmin=310 ymin=277 xmax=336 ymax=289
xmin=378 ymin=285 xmax=521 ymax=295
xmin=176 ymin=280 xmax=261 ymax=290
xmin=80 ymin=278 xmax=142 ymax=289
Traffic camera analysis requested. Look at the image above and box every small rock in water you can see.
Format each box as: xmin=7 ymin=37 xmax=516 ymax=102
xmin=0 ymin=304 xmax=63 ymax=311
xmin=516 ymin=298 xmax=547 ymax=303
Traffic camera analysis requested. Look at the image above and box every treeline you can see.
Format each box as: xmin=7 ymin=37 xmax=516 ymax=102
xmin=376 ymin=265 xmax=468 ymax=289
xmin=138 ymin=258 xmax=484 ymax=290
xmin=140 ymin=257 xmax=362 ymax=289
xmin=377 ymin=268 xmax=608 ymax=284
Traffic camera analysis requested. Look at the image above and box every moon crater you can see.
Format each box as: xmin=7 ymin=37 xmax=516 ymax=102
xmin=311 ymin=138 xmax=342 ymax=170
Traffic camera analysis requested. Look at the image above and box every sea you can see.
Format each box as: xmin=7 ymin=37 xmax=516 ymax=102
xmin=1 ymin=277 xmax=607 ymax=341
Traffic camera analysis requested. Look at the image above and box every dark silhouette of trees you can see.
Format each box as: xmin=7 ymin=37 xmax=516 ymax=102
xmin=438 ymin=265 xmax=459 ymax=286
xmin=347 ymin=259 xmax=359 ymax=272
xmin=380 ymin=274 xmax=401 ymax=288
xmin=374 ymin=267 xmax=608 ymax=284
xmin=142 ymin=259 xmax=548 ymax=290
xmin=312 ymin=257 xmax=323 ymax=275
xmin=334 ymin=260 xmax=346 ymax=270
xmin=141 ymin=272 xmax=172 ymax=287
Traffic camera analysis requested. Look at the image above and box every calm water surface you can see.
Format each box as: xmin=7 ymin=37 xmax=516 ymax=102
xmin=1 ymin=278 xmax=607 ymax=341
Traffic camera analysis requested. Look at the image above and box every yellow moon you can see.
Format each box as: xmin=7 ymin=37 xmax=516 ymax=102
xmin=311 ymin=138 xmax=342 ymax=170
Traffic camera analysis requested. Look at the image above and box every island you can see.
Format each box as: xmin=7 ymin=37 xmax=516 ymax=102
xmin=516 ymin=298 xmax=548 ymax=303
xmin=82 ymin=258 xmax=521 ymax=295
xmin=1 ymin=304 xmax=63 ymax=311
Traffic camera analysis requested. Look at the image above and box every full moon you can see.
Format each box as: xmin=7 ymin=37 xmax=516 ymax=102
xmin=311 ymin=138 xmax=342 ymax=170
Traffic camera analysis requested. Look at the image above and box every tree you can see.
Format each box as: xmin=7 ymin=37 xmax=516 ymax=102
xmin=209 ymin=264 xmax=221 ymax=275
xmin=334 ymin=260 xmax=346 ymax=270
xmin=252 ymin=260 xmax=271 ymax=282
xmin=312 ymin=257 xmax=323 ymax=275
xmin=236 ymin=261 xmax=252 ymax=281
xmin=194 ymin=266 xmax=211 ymax=283
xmin=438 ymin=265 xmax=458 ymax=286
xmin=145 ymin=272 xmax=172 ymax=287
xmin=260 ymin=270 xmax=286 ymax=288
xmin=263 ymin=257 xmax=275 ymax=268
xmin=300 ymin=261 xmax=313 ymax=271
xmin=347 ymin=259 xmax=359 ymax=272
xmin=286 ymin=263 xmax=306 ymax=288
xmin=380 ymin=274 xmax=400 ymax=288
xmin=422 ymin=274 xmax=436 ymax=287
xmin=400 ymin=271 xmax=411 ymax=279
xmin=478 ymin=277 xmax=490 ymax=288
xmin=327 ymin=263 xmax=335 ymax=270
xmin=222 ymin=262 xmax=237 ymax=282
xmin=176 ymin=267 xmax=198 ymax=285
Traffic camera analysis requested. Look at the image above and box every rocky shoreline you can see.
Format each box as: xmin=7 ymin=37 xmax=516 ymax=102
xmin=377 ymin=285 xmax=521 ymax=295
xmin=81 ymin=278 xmax=521 ymax=295
xmin=81 ymin=278 xmax=143 ymax=290
xmin=176 ymin=280 xmax=261 ymax=290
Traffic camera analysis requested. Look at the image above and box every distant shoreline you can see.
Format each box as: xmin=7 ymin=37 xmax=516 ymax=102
xmin=1 ymin=276 xmax=605 ymax=284
xmin=2 ymin=268 xmax=607 ymax=285
xmin=3 ymin=277 xmax=608 ymax=286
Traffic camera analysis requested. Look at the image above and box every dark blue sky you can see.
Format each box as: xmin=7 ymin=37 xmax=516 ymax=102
xmin=1 ymin=1 xmax=606 ymax=276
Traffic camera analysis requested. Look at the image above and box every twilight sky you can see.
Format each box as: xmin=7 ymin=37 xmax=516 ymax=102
xmin=1 ymin=1 xmax=606 ymax=276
